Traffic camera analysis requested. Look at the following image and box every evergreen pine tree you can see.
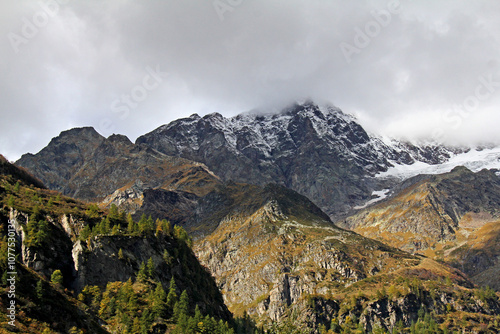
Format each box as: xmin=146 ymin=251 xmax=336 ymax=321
xmin=173 ymin=290 xmax=189 ymax=321
xmin=137 ymin=261 xmax=147 ymax=281
xmin=166 ymin=277 xmax=178 ymax=310
xmin=111 ymin=224 xmax=120 ymax=235
xmin=138 ymin=214 xmax=148 ymax=233
xmin=109 ymin=204 xmax=120 ymax=220
xmin=194 ymin=304 xmax=203 ymax=324
xmin=36 ymin=279 xmax=44 ymax=300
xmin=80 ymin=224 xmax=91 ymax=241
xmin=127 ymin=214 xmax=135 ymax=234
xmin=102 ymin=217 xmax=111 ymax=234
xmin=152 ymin=282 xmax=167 ymax=318
xmin=146 ymin=257 xmax=155 ymax=278
xmin=163 ymin=249 xmax=173 ymax=265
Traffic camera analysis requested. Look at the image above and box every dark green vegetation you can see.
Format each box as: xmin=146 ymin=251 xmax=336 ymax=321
xmin=0 ymin=156 xmax=235 ymax=333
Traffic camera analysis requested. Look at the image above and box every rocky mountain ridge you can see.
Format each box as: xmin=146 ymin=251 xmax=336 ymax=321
xmin=16 ymin=101 xmax=498 ymax=221
xmin=16 ymin=127 xmax=220 ymax=206
xmin=135 ymin=101 xmax=472 ymax=218
xmin=189 ymin=176 xmax=500 ymax=332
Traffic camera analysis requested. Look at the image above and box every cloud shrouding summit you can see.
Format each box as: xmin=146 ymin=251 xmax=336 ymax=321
xmin=1 ymin=0 xmax=500 ymax=160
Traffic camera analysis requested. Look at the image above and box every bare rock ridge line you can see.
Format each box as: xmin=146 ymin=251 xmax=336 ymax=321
xmin=17 ymin=101 xmax=473 ymax=221
xmin=135 ymin=101 xmax=470 ymax=219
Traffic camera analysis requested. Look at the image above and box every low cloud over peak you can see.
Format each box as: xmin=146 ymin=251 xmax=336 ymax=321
xmin=1 ymin=0 xmax=500 ymax=160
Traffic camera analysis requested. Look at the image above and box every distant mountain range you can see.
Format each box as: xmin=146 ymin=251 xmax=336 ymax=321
xmin=19 ymin=101 xmax=499 ymax=220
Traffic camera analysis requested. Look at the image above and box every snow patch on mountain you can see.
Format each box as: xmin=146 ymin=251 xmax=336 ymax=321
xmin=353 ymin=189 xmax=391 ymax=209
xmin=377 ymin=146 xmax=500 ymax=180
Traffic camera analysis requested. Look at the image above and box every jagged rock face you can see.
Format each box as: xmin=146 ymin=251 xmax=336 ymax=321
xmin=0 ymin=160 xmax=232 ymax=321
xmin=8 ymin=209 xmax=78 ymax=287
xmin=136 ymin=102 xmax=462 ymax=218
xmin=15 ymin=102 xmax=470 ymax=219
xmin=358 ymin=290 xmax=500 ymax=332
xmin=16 ymin=127 xmax=220 ymax=203
xmin=16 ymin=127 xmax=104 ymax=192
xmin=72 ymin=234 xmax=231 ymax=320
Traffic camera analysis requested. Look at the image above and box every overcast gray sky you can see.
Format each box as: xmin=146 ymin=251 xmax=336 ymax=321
xmin=1 ymin=0 xmax=500 ymax=161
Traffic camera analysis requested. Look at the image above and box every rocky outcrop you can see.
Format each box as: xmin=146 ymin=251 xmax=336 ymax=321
xmin=0 ymin=160 xmax=232 ymax=322
xmin=3 ymin=207 xmax=232 ymax=321
xmin=8 ymin=209 xmax=78 ymax=287
xmin=342 ymin=167 xmax=500 ymax=249
xmin=71 ymin=233 xmax=231 ymax=320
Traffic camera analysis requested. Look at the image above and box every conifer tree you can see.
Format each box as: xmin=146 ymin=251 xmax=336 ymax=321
xmin=137 ymin=261 xmax=147 ymax=281
xmin=80 ymin=224 xmax=91 ymax=241
xmin=194 ymin=304 xmax=203 ymax=327
xmin=102 ymin=217 xmax=111 ymax=234
xmin=167 ymin=277 xmax=178 ymax=310
xmin=163 ymin=249 xmax=173 ymax=265
xmin=109 ymin=203 xmax=120 ymax=220
xmin=111 ymin=224 xmax=120 ymax=235
xmin=138 ymin=214 xmax=148 ymax=233
xmin=146 ymin=257 xmax=155 ymax=278
xmin=36 ymin=280 xmax=44 ymax=300
xmin=127 ymin=213 xmax=136 ymax=234
xmin=152 ymin=282 xmax=167 ymax=318
xmin=173 ymin=290 xmax=189 ymax=321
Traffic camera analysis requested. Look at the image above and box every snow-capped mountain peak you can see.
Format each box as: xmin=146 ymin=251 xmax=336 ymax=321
xmin=135 ymin=101 xmax=500 ymax=218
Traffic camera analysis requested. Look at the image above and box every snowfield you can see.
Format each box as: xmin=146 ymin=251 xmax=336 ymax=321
xmin=377 ymin=146 xmax=500 ymax=180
